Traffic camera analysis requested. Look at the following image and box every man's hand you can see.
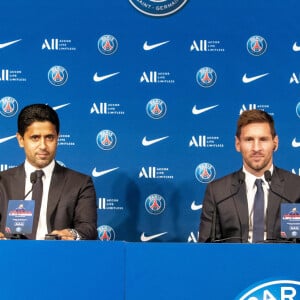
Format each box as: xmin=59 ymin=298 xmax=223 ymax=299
xmin=0 ymin=232 xmax=7 ymax=240
xmin=50 ymin=229 xmax=76 ymax=240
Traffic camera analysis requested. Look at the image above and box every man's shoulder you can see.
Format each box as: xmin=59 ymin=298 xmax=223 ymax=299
xmin=0 ymin=165 xmax=23 ymax=177
xmin=211 ymin=170 xmax=240 ymax=186
xmin=54 ymin=163 xmax=91 ymax=180
xmin=274 ymin=167 xmax=300 ymax=181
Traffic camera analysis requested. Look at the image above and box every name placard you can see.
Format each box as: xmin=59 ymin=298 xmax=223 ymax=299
xmin=5 ymin=200 xmax=35 ymax=235
xmin=281 ymin=203 xmax=300 ymax=239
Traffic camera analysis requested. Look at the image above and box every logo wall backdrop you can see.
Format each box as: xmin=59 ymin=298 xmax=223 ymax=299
xmin=0 ymin=0 xmax=299 ymax=242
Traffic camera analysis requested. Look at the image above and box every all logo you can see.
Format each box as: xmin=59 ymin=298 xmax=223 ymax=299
xmin=196 ymin=67 xmax=217 ymax=88
xmin=146 ymin=98 xmax=167 ymax=119
xmin=195 ymin=162 xmax=216 ymax=183
xmin=96 ymin=130 xmax=117 ymax=150
xmin=246 ymin=35 xmax=267 ymax=56
xmin=145 ymin=194 xmax=166 ymax=215
xmin=42 ymin=38 xmax=76 ymax=51
xmin=129 ymin=0 xmax=188 ymax=17
xmin=140 ymin=71 xmax=175 ymax=84
xmin=97 ymin=35 xmax=118 ymax=55
xmin=0 ymin=96 xmax=18 ymax=117
xmin=190 ymin=39 xmax=225 ymax=52
xmin=139 ymin=167 xmax=174 ymax=179
xmin=90 ymin=102 xmax=125 ymax=115
xmin=48 ymin=66 xmax=68 ymax=86
xmin=189 ymin=135 xmax=224 ymax=148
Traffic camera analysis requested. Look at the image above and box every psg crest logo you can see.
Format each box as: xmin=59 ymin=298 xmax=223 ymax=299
xmin=48 ymin=65 xmax=68 ymax=86
xmin=129 ymin=0 xmax=189 ymax=17
xmin=97 ymin=35 xmax=118 ymax=55
xmin=146 ymin=98 xmax=167 ymax=119
xmin=246 ymin=35 xmax=267 ymax=56
xmin=296 ymin=102 xmax=300 ymax=118
xmin=97 ymin=225 xmax=115 ymax=241
xmin=145 ymin=194 xmax=166 ymax=215
xmin=195 ymin=162 xmax=216 ymax=183
xmin=96 ymin=129 xmax=117 ymax=150
xmin=196 ymin=67 xmax=217 ymax=88
xmin=0 ymin=96 xmax=18 ymax=117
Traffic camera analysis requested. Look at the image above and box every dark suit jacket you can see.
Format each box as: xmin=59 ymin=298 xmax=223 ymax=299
xmin=198 ymin=167 xmax=300 ymax=243
xmin=0 ymin=162 xmax=98 ymax=240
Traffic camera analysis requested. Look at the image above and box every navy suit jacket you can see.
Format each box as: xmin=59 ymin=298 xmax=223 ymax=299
xmin=198 ymin=167 xmax=300 ymax=243
xmin=0 ymin=162 xmax=98 ymax=240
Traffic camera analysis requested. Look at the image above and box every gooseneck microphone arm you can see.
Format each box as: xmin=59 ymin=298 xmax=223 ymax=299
xmin=264 ymin=170 xmax=292 ymax=203
xmin=23 ymin=172 xmax=37 ymax=199
xmin=210 ymin=172 xmax=245 ymax=242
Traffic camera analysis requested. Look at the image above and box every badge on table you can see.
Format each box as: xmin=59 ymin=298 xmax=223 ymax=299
xmin=281 ymin=203 xmax=300 ymax=239
xmin=5 ymin=200 xmax=35 ymax=235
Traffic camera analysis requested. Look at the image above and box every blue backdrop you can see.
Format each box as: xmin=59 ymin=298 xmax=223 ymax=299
xmin=0 ymin=0 xmax=299 ymax=242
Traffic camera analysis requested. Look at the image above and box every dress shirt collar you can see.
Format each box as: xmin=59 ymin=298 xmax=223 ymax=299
xmin=24 ymin=159 xmax=55 ymax=179
xmin=243 ymin=165 xmax=274 ymax=189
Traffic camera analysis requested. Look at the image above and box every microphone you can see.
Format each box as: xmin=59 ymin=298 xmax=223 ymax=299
xmin=23 ymin=172 xmax=37 ymax=199
xmin=210 ymin=171 xmax=245 ymax=243
xmin=264 ymin=170 xmax=292 ymax=203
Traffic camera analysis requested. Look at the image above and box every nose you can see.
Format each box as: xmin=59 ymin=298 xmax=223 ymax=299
xmin=253 ymin=139 xmax=261 ymax=151
xmin=39 ymin=137 xmax=47 ymax=149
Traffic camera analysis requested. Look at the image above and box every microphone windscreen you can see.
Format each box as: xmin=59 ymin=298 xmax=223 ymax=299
xmin=30 ymin=172 xmax=37 ymax=184
xmin=264 ymin=170 xmax=272 ymax=182
xmin=239 ymin=172 xmax=245 ymax=183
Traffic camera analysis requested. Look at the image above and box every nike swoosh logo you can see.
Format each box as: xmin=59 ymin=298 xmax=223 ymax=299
xmin=93 ymin=72 xmax=120 ymax=82
xmin=142 ymin=136 xmax=169 ymax=146
xmin=52 ymin=103 xmax=70 ymax=110
xmin=192 ymin=104 xmax=219 ymax=115
xmin=0 ymin=39 xmax=22 ymax=49
xmin=292 ymin=138 xmax=300 ymax=147
xmin=242 ymin=73 xmax=269 ymax=83
xmin=143 ymin=40 xmax=170 ymax=51
xmin=92 ymin=167 xmax=119 ymax=177
xmin=140 ymin=232 xmax=167 ymax=242
xmin=0 ymin=135 xmax=16 ymax=144
xmin=191 ymin=201 xmax=202 ymax=211
xmin=293 ymin=42 xmax=300 ymax=52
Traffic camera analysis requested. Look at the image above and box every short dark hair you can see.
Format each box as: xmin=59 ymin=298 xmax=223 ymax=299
xmin=236 ymin=109 xmax=276 ymax=138
xmin=17 ymin=104 xmax=60 ymax=137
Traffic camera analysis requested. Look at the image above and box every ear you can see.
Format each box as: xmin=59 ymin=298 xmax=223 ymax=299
xmin=273 ymin=135 xmax=279 ymax=151
xmin=235 ymin=136 xmax=241 ymax=152
xmin=16 ymin=133 xmax=24 ymax=148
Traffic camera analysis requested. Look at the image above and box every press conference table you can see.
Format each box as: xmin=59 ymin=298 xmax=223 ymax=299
xmin=1 ymin=241 xmax=299 ymax=300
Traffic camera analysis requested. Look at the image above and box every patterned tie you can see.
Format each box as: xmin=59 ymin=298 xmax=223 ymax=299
xmin=29 ymin=170 xmax=44 ymax=239
xmin=252 ymin=179 xmax=264 ymax=243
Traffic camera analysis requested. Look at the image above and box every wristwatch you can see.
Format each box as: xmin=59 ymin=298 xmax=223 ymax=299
xmin=68 ymin=229 xmax=81 ymax=240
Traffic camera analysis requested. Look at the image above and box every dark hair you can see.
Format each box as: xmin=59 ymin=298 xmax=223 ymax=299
xmin=17 ymin=104 xmax=60 ymax=136
xmin=236 ymin=109 xmax=276 ymax=138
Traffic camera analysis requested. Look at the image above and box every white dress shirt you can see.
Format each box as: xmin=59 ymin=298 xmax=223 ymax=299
xmin=243 ymin=165 xmax=273 ymax=243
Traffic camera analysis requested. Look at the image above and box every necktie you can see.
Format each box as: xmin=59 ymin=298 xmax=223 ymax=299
xmin=252 ymin=179 xmax=264 ymax=243
xmin=29 ymin=170 xmax=44 ymax=239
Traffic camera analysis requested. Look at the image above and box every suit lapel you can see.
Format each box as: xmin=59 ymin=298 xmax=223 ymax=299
xmin=46 ymin=163 xmax=66 ymax=227
xmin=232 ymin=170 xmax=249 ymax=241
xmin=12 ymin=165 xmax=26 ymax=199
xmin=266 ymin=167 xmax=284 ymax=237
